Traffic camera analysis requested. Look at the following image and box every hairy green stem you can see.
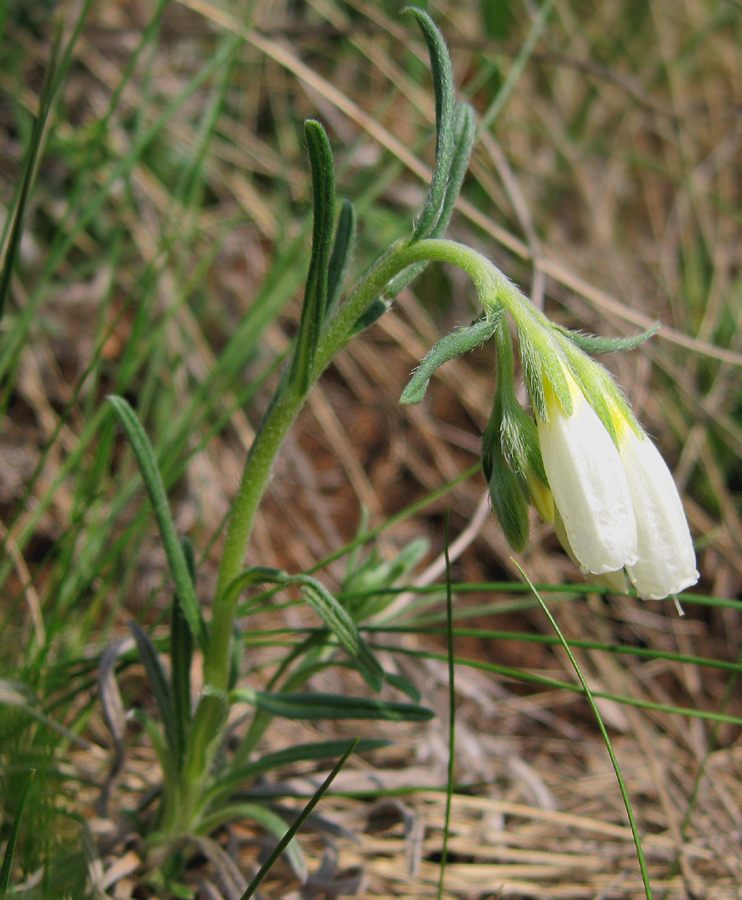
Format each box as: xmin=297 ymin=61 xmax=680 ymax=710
xmin=204 ymin=238 xmax=538 ymax=690
xmin=186 ymin=237 xmax=528 ymax=823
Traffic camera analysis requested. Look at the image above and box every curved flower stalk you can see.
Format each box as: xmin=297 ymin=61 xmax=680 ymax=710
xmin=399 ymin=241 xmax=699 ymax=603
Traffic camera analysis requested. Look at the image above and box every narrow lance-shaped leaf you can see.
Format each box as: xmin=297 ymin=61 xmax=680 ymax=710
xmin=107 ymin=395 xmax=207 ymax=649
xmin=556 ymin=322 xmax=660 ymax=354
xmin=385 ymin=101 xmax=477 ymax=302
xmin=400 ymin=311 xmax=503 ymax=405
xmin=407 ymin=7 xmax=457 ymax=241
xmin=206 ymin=739 xmax=390 ymax=807
xmin=231 ymin=688 xmax=435 ymax=722
xmin=431 ymin=102 xmax=477 ymax=238
xmin=221 ymin=567 xmax=385 ymax=691
xmin=289 ymin=120 xmax=336 ymax=394
xmin=293 ymin=573 xmax=385 ymax=691
xmin=129 ymin=621 xmax=181 ymax=769
xmin=197 ymin=803 xmax=308 ymax=883
xmin=171 ymin=536 xmax=195 ymax=764
xmin=324 ymin=198 xmax=356 ymax=322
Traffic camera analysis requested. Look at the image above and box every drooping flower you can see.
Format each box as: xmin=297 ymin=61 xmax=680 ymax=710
xmin=614 ymin=418 xmax=699 ymax=600
xmin=535 ymin=372 xmax=638 ymax=576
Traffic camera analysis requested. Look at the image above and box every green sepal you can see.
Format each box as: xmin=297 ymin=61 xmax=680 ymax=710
xmin=325 ymin=198 xmax=356 ymax=321
xmin=405 ymin=7 xmax=456 ymax=241
xmin=557 ymin=322 xmax=659 ymax=354
xmin=289 ymin=120 xmax=336 ymax=394
xmin=516 ymin=325 xmax=572 ymax=421
xmin=481 ymin=399 xmax=531 ymax=552
xmin=553 ymin=332 xmax=639 ymax=444
xmin=499 ymin=395 xmax=548 ymax=487
xmin=400 ymin=311 xmax=503 ymax=405
xmin=485 ymin=440 xmax=530 ymax=552
xmin=222 ymin=567 xmax=385 ymax=692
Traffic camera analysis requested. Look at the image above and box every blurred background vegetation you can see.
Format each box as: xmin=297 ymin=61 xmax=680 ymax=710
xmin=0 ymin=0 xmax=741 ymax=897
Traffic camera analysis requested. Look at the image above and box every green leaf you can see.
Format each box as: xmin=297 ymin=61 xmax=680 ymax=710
xmin=557 ymin=322 xmax=660 ymax=353
xmin=293 ymin=574 xmax=385 ymax=691
xmin=406 ymin=7 xmax=456 ymax=241
xmin=239 ymin=741 xmax=359 ymax=900
xmin=205 ymin=739 xmax=390 ymax=806
xmin=385 ymin=101 xmax=477 ymax=302
xmin=432 ymin=102 xmax=477 ymax=238
xmin=130 ymin=621 xmax=180 ymax=769
xmin=107 ymin=396 xmax=207 ymax=650
xmin=0 ymin=769 xmax=34 ymax=899
xmin=400 ymin=312 xmax=503 ymax=405
xmin=289 ymin=120 xmax=336 ymax=394
xmin=325 ymin=198 xmax=356 ymax=321
xmin=223 ymin=567 xmax=385 ymax=691
xmin=231 ymin=688 xmax=435 ymax=722
xmin=351 ymin=296 xmax=391 ymax=335
xmin=171 ymin=537 xmax=195 ymax=765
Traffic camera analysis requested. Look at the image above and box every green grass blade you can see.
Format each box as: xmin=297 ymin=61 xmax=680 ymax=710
xmin=0 ymin=768 xmax=34 ymax=898
xmin=238 ymin=740 xmax=359 ymax=900
xmin=107 ymin=396 xmax=207 ymax=650
xmin=0 ymin=26 xmax=61 ymax=322
xmin=516 ymin=565 xmax=653 ymax=900
xmin=438 ymin=514 xmax=455 ymax=900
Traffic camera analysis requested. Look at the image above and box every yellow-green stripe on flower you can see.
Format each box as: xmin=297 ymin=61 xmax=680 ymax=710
xmin=536 ymin=372 xmax=638 ymax=576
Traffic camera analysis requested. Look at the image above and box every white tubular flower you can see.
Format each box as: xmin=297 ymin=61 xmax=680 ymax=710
xmin=537 ymin=375 xmax=638 ymax=575
xmin=616 ymin=422 xmax=699 ymax=600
